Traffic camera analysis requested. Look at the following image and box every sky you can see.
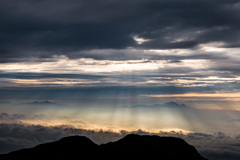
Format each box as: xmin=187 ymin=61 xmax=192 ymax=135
xmin=1 ymin=0 xmax=240 ymax=159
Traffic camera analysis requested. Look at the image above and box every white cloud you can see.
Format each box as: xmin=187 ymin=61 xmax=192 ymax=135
xmin=133 ymin=35 xmax=151 ymax=44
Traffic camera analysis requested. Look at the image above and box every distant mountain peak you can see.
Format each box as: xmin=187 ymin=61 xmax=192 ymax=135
xmin=22 ymin=101 xmax=61 ymax=106
xmin=1 ymin=134 xmax=207 ymax=160
xmin=165 ymin=101 xmax=179 ymax=105
xmin=164 ymin=101 xmax=187 ymax=106
xmin=28 ymin=101 xmax=54 ymax=104
xmin=150 ymin=102 xmax=191 ymax=109
xmin=163 ymin=101 xmax=190 ymax=108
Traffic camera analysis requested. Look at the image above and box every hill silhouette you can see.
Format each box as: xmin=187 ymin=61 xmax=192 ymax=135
xmin=22 ymin=101 xmax=61 ymax=106
xmin=152 ymin=102 xmax=191 ymax=109
xmin=132 ymin=102 xmax=192 ymax=110
xmin=0 ymin=134 xmax=207 ymax=160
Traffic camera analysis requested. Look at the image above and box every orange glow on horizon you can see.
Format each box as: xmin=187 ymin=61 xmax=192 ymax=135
xmin=17 ymin=120 xmax=191 ymax=135
xmin=142 ymin=92 xmax=240 ymax=98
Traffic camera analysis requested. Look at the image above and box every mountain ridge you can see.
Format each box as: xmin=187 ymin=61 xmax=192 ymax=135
xmin=132 ymin=102 xmax=192 ymax=110
xmin=0 ymin=134 xmax=207 ymax=160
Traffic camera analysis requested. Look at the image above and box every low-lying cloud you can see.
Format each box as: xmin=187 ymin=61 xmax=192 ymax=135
xmin=0 ymin=123 xmax=240 ymax=160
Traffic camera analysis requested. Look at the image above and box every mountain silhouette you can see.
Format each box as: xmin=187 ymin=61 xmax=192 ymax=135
xmin=23 ymin=101 xmax=60 ymax=105
xmin=132 ymin=102 xmax=192 ymax=110
xmin=19 ymin=101 xmax=64 ymax=108
xmin=0 ymin=134 xmax=207 ymax=160
xmin=152 ymin=102 xmax=191 ymax=109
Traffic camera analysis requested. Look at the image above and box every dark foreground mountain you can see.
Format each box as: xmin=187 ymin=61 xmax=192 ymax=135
xmin=0 ymin=134 xmax=207 ymax=160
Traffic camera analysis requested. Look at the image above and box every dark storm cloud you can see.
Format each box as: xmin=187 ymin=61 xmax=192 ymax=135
xmin=0 ymin=0 xmax=240 ymax=61
xmin=67 ymin=49 xmax=230 ymax=61
xmin=0 ymin=72 xmax=104 ymax=79
xmin=0 ymin=70 xmax=214 ymax=81
xmin=0 ymin=123 xmax=240 ymax=160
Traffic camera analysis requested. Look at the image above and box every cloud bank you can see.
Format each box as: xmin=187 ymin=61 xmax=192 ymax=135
xmin=0 ymin=123 xmax=240 ymax=160
xmin=0 ymin=0 xmax=240 ymax=61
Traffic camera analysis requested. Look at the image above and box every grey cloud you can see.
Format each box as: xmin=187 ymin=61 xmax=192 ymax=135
xmin=31 ymin=114 xmax=47 ymax=119
xmin=0 ymin=0 xmax=240 ymax=61
xmin=0 ymin=112 xmax=48 ymax=122
xmin=70 ymin=49 xmax=229 ymax=61
xmin=0 ymin=113 xmax=8 ymax=119
xmin=0 ymin=67 xmax=238 ymax=103
xmin=233 ymin=119 xmax=240 ymax=122
xmin=187 ymin=132 xmax=213 ymax=140
xmin=0 ymin=72 xmax=105 ymax=80
xmin=200 ymin=149 xmax=240 ymax=160
xmin=0 ymin=137 xmax=34 ymax=154
xmin=0 ymin=85 xmax=219 ymax=102
xmin=0 ymin=113 xmax=26 ymax=120
xmin=215 ymin=132 xmax=229 ymax=140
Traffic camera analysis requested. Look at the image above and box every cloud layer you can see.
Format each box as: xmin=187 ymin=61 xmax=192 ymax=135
xmin=0 ymin=123 xmax=240 ymax=160
xmin=0 ymin=0 xmax=240 ymax=106
xmin=0 ymin=0 xmax=240 ymax=61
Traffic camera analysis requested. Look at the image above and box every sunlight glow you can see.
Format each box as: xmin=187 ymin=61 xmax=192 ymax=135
xmin=0 ymin=57 xmax=211 ymax=74
xmin=133 ymin=35 xmax=151 ymax=44
xmin=142 ymin=92 xmax=240 ymax=98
